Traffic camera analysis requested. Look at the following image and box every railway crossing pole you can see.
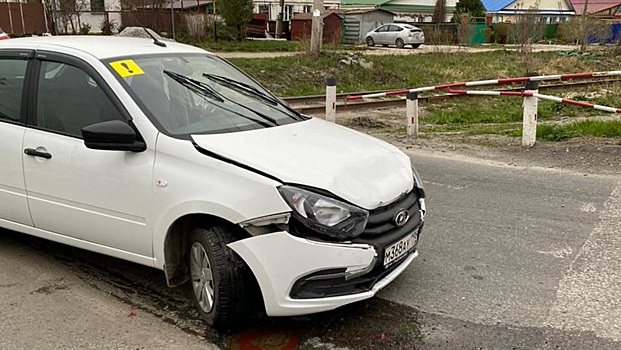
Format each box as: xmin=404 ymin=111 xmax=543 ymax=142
xmin=406 ymin=92 xmax=419 ymax=137
xmin=325 ymin=77 xmax=336 ymax=123
xmin=522 ymin=74 xmax=539 ymax=147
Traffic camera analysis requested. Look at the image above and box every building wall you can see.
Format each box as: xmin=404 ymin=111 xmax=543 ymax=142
xmin=291 ymin=14 xmax=342 ymax=43
xmin=253 ymin=0 xmax=341 ymax=21
xmin=492 ymin=0 xmax=574 ymax=22
xmin=359 ymin=11 xmax=395 ymax=41
xmin=503 ymin=0 xmax=574 ymax=12
xmin=52 ymin=0 xmax=122 ymax=33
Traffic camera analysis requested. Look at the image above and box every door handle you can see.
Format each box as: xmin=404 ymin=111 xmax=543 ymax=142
xmin=24 ymin=148 xmax=52 ymax=159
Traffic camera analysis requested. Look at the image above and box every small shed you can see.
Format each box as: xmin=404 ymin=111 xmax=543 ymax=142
xmin=291 ymin=11 xmax=343 ymax=44
xmin=341 ymin=9 xmax=395 ymax=44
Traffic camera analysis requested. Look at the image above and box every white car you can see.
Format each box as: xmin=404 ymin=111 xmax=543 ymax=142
xmin=0 ymin=36 xmax=426 ymax=327
xmin=365 ymin=23 xmax=425 ymax=49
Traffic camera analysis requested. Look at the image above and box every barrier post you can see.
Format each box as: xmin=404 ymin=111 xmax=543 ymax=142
xmin=325 ymin=77 xmax=336 ymax=123
xmin=522 ymin=74 xmax=539 ymax=147
xmin=406 ymin=92 xmax=419 ymax=137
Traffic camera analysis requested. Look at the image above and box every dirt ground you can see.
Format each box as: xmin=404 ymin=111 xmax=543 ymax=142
xmin=309 ymin=107 xmax=621 ymax=176
xmin=217 ymin=44 xmax=579 ymax=59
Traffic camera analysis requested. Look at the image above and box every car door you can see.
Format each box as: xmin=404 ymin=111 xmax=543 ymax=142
xmin=390 ymin=25 xmax=404 ymax=44
xmin=0 ymin=49 xmax=34 ymax=226
xmin=22 ymin=52 xmax=154 ymax=257
xmin=374 ymin=25 xmax=389 ymax=44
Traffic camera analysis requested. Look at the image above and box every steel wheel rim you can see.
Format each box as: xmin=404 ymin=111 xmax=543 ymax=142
xmin=190 ymin=242 xmax=215 ymax=313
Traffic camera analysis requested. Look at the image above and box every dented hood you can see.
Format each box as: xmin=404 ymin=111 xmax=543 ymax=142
xmin=191 ymin=118 xmax=413 ymax=210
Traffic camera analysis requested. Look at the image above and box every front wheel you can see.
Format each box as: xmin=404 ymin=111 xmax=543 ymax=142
xmin=396 ymin=38 xmax=405 ymax=48
xmin=366 ymin=37 xmax=375 ymax=47
xmin=188 ymin=225 xmax=250 ymax=328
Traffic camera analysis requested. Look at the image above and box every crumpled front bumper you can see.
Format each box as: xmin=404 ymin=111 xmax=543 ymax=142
xmin=228 ymin=231 xmax=417 ymax=316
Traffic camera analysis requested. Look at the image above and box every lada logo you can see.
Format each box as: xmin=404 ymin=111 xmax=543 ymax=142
xmin=394 ymin=209 xmax=410 ymax=227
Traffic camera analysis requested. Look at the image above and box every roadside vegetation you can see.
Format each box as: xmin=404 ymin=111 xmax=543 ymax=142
xmin=419 ymin=89 xmax=621 ymax=142
xmin=230 ymin=49 xmax=621 ymax=143
xmin=230 ymin=50 xmax=621 ymax=97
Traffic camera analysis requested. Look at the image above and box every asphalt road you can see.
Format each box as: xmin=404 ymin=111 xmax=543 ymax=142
xmin=380 ymin=150 xmax=621 ymax=347
xmin=1 ymin=149 xmax=619 ymax=349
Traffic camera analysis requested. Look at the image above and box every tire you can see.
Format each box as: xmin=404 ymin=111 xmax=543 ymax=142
xmin=396 ymin=38 xmax=405 ymax=49
xmin=187 ymin=225 xmax=251 ymax=328
xmin=411 ymin=44 xmax=421 ymax=49
xmin=366 ymin=37 xmax=375 ymax=47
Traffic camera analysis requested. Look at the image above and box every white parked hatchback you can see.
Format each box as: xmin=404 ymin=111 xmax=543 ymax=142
xmin=0 ymin=36 xmax=426 ymax=327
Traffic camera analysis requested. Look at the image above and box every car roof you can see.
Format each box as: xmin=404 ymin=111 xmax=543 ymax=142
xmin=0 ymin=36 xmax=208 ymax=60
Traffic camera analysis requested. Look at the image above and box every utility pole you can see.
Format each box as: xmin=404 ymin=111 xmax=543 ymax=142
xmin=276 ymin=0 xmax=285 ymax=38
xmin=310 ymin=0 xmax=323 ymax=57
xmin=170 ymin=0 xmax=176 ymax=40
xmin=581 ymin=0 xmax=589 ymax=51
xmin=213 ymin=0 xmax=217 ymax=40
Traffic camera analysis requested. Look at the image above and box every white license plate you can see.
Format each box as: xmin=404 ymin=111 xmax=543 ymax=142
xmin=384 ymin=232 xmax=417 ymax=267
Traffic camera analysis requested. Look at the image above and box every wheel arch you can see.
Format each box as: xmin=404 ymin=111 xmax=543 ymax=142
xmin=154 ymin=200 xmax=248 ymax=287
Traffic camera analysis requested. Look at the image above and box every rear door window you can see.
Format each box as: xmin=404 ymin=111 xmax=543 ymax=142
xmin=0 ymin=58 xmax=27 ymax=122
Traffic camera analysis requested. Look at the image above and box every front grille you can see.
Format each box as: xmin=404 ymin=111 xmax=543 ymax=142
xmin=360 ymin=190 xmax=420 ymax=238
xmin=290 ymin=249 xmax=416 ymax=299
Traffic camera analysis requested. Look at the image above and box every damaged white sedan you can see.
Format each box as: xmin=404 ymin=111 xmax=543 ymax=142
xmin=0 ymin=35 xmax=426 ymax=327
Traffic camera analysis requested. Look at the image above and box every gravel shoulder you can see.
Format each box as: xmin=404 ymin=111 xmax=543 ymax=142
xmin=216 ymin=44 xmax=579 ymax=59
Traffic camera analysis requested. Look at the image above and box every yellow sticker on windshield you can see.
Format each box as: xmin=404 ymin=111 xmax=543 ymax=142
xmin=110 ymin=59 xmax=144 ymax=78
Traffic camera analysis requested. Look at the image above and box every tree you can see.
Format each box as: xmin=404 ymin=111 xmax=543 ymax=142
xmin=454 ymin=0 xmax=485 ymax=18
xmin=219 ymin=0 xmax=253 ymax=41
xmin=432 ymin=0 xmax=447 ymax=23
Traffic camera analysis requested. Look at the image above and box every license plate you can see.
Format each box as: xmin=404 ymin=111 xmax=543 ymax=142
xmin=384 ymin=232 xmax=417 ymax=267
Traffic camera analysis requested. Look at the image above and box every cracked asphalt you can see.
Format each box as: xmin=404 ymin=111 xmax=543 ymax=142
xmin=1 ymin=147 xmax=620 ymax=349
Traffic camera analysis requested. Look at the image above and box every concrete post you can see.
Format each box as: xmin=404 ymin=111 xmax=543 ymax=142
xmin=522 ymin=74 xmax=539 ymax=147
xmin=406 ymin=92 xmax=419 ymax=137
xmin=325 ymin=77 xmax=336 ymax=123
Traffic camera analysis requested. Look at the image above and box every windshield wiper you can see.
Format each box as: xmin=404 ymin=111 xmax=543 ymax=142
xmin=164 ymin=70 xmax=277 ymax=127
xmin=202 ymin=73 xmax=280 ymax=106
xmin=163 ymin=70 xmax=224 ymax=103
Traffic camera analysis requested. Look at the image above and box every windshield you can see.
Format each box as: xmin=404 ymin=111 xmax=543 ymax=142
xmin=105 ymin=53 xmax=305 ymax=136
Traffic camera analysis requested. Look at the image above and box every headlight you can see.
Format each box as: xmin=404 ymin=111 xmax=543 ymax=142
xmin=278 ymin=185 xmax=369 ymax=240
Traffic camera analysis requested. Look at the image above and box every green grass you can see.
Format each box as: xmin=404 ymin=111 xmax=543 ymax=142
xmin=536 ymin=121 xmax=621 ymax=141
xmin=230 ymin=50 xmax=621 ymax=97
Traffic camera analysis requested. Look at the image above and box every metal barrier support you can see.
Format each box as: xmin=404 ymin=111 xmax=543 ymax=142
xmin=406 ymin=92 xmax=419 ymax=137
xmin=325 ymin=77 xmax=336 ymax=123
xmin=523 ymin=74 xmax=539 ymax=148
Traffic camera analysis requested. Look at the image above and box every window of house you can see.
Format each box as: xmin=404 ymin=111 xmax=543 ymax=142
xmin=303 ymin=5 xmax=312 ymax=13
xmin=258 ymin=5 xmax=269 ymax=14
xmin=284 ymin=5 xmax=294 ymax=21
xmin=0 ymin=58 xmax=27 ymax=123
xmin=91 ymin=0 xmax=105 ymax=12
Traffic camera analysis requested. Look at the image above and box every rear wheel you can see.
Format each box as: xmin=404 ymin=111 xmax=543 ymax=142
xmin=188 ymin=225 xmax=250 ymax=328
xmin=411 ymin=44 xmax=421 ymax=49
xmin=396 ymin=38 xmax=405 ymax=48
xmin=366 ymin=37 xmax=375 ymax=47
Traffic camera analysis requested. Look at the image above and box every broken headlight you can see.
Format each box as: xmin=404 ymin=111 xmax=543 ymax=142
xmin=278 ymin=185 xmax=369 ymax=240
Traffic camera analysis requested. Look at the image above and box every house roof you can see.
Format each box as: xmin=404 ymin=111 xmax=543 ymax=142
xmin=343 ymin=8 xmax=396 ymax=15
xmin=292 ymin=10 xmax=343 ymax=21
xmin=481 ymin=0 xmax=516 ymax=12
xmin=570 ymin=0 xmax=621 ymax=14
xmin=341 ymin=0 xmax=393 ymax=8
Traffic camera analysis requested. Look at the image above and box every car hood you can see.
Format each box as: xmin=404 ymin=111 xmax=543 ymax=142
xmin=192 ymin=118 xmax=414 ymax=210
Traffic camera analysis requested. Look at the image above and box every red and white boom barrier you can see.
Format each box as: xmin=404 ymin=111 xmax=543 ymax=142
xmin=447 ymin=89 xmax=621 ymax=114
xmin=345 ymin=70 xmax=621 ymax=101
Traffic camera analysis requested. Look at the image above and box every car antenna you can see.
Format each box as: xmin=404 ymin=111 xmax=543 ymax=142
xmin=143 ymin=27 xmax=166 ymax=47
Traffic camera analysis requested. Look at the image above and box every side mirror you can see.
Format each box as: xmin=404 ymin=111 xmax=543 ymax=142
xmin=81 ymin=120 xmax=146 ymax=152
